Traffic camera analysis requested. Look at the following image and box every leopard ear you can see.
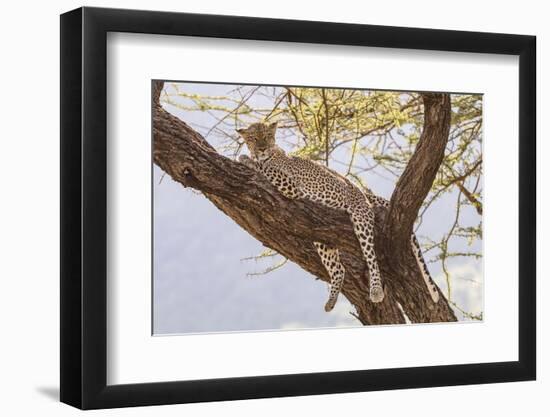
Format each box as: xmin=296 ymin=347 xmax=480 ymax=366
xmin=268 ymin=121 xmax=278 ymax=133
xmin=236 ymin=128 xmax=246 ymax=136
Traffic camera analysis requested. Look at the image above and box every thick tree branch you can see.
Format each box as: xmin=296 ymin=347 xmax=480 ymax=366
xmin=384 ymin=93 xmax=452 ymax=257
xmin=152 ymin=81 xmax=456 ymax=325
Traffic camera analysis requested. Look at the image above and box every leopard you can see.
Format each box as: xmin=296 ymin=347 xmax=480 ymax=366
xmin=237 ymin=122 xmax=440 ymax=312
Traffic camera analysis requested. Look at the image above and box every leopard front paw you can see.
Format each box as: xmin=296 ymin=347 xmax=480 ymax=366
xmin=238 ymin=154 xmax=256 ymax=169
xmin=324 ymin=298 xmax=337 ymax=312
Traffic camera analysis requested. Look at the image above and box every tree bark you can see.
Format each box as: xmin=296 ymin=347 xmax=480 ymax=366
xmin=152 ymin=81 xmax=457 ymax=325
xmin=384 ymin=93 xmax=453 ymax=258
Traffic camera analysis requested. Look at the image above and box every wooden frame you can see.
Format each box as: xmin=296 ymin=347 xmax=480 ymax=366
xmin=60 ymin=6 xmax=536 ymax=409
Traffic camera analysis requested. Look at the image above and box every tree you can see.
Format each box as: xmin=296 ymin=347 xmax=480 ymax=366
xmin=153 ymin=80 xmax=461 ymax=325
xmin=162 ymin=84 xmax=483 ymax=318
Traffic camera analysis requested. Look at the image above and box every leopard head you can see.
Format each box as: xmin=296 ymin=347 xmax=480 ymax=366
xmin=236 ymin=122 xmax=278 ymax=161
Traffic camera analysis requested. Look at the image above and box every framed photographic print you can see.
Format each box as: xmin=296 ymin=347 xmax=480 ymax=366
xmin=60 ymin=6 xmax=536 ymax=409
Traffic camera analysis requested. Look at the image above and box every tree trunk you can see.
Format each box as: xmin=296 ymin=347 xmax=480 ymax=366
xmin=152 ymin=81 xmax=457 ymax=325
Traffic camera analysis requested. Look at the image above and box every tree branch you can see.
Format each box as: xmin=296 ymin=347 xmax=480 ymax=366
xmin=152 ymin=81 xmax=456 ymax=325
xmin=384 ymin=93 xmax=452 ymax=257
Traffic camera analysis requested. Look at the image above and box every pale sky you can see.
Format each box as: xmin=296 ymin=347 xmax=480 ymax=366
xmin=153 ymin=82 xmax=483 ymax=335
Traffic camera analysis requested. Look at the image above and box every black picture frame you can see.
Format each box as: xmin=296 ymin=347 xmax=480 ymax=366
xmin=60 ymin=6 xmax=536 ymax=410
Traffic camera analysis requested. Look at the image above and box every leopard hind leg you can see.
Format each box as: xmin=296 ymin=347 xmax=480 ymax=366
xmin=347 ymin=199 xmax=385 ymax=303
xmin=313 ymin=242 xmax=346 ymax=312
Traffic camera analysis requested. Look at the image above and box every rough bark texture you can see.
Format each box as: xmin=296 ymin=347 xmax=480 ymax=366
xmin=152 ymin=81 xmax=457 ymax=325
xmin=385 ymin=93 xmax=453 ymax=258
